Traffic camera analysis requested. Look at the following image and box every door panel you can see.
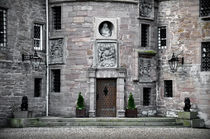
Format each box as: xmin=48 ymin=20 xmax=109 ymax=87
xmin=96 ymin=79 xmax=116 ymax=117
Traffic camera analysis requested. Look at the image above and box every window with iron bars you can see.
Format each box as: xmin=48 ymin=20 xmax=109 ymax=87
xmin=0 ymin=8 xmax=7 ymax=48
xmin=143 ymin=88 xmax=151 ymax=106
xmin=164 ymin=80 xmax=173 ymax=97
xmin=200 ymin=0 xmax=210 ymax=17
xmin=51 ymin=69 xmax=61 ymax=92
xmin=52 ymin=6 xmax=61 ymax=30
xmin=34 ymin=24 xmax=43 ymax=50
xmin=158 ymin=26 xmax=166 ymax=49
xmin=141 ymin=24 xmax=149 ymax=47
xmin=201 ymin=42 xmax=210 ymax=71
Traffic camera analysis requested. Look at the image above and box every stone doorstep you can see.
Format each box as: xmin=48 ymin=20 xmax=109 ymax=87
xmin=176 ymin=119 xmax=205 ymax=128
xmin=178 ymin=112 xmax=198 ymax=120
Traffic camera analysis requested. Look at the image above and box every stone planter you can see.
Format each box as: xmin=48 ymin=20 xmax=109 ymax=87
xmin=76 ymin=109 xmax=86 ymax=117
xmin=125 ymin=108 xmax=137 ymax=117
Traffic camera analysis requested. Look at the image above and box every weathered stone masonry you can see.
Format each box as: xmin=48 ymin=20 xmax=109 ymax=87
xmin=0 ymin=0 xmax=210 ymax=128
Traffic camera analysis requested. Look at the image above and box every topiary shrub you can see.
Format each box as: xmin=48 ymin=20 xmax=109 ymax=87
xmin=76 ymin=92 xmax=85 ymax=110
xmin=127 ymin=93 xmax=136 ymax=110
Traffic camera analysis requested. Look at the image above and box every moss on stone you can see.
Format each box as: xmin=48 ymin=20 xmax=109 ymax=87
xmin=137 ymin=50 xmax=157 ymax=55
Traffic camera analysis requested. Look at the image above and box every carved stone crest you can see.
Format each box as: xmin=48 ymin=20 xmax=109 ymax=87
xmin=49 ymin=38 xmax=64 ymax=64
xmin=96 ymin=42 xmax=117 ymax=68
xmin=139 ymin=57 xmax=153 ymax=82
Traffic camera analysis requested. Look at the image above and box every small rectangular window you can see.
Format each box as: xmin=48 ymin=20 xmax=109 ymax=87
xmin=34 ymin=78 xmax=42 ymax=97
xmin=34 ymin=24 xmax=43 ymax=50
xmin=200 ymin=0 xmax=210 ymax=17
xmin=201 ymin=42 xmax=210 ymax=71
xmin=164 ymin=80 xmax=173 ymax=97
xmin=52 ymin=6 xmax=61 ymax=30
xmin=0 ymin=8 xmax=7 ymax=48
xmin=158 ymin=26 xmax=166 ymax=49
xmin=143 ymin=88 xmax=151 ymax=106
xmin=51 ymin=69 xmax=61 ymax=92
xmin=141 ymin=24 xmax=149 ymax=47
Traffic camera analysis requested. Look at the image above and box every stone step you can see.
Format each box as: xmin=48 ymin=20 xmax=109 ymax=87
xmin=9 ymin=117 xmax=181 ymax=128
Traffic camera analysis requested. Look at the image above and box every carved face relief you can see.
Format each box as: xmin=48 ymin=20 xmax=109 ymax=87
xmin=96 ymin=42 xmax=117 ymax=68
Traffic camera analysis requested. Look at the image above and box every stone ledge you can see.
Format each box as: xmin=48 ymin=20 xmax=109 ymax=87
xmin=49 ymin=0 xmax=138 ymax=4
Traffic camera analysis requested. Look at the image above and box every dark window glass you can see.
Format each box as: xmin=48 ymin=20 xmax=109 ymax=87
xmin=52 ymin=6 xmax=61 ymax=30
xmin=200 ymin=0 xmax=210 ymax=17
xmin=34 ymin=78 xmax=42 ymax=97
xmin=0 ymin=8 xmax=7 ymax=48
xmin=141 ymin=24 xmax=149 ymax=47
xmin=164 ymin=80 xmax=173 ymax=97
xmin=143 ymin=88 xmax=151 ymax=106
xmin=201 ymin=42 xmax=210 ymax=71
xmin=158 ymin=26 xmax=166 ymax=49
xmin=51 ymin=69 xmax=61 ymax=92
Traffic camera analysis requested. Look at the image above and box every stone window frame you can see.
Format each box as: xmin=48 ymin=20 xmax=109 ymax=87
xmin=0 ymin=7 xmax=7 ymax=49
xmin=50 ymin=68 xmax=61 ymax=93
xmin=51 ymin=5 xmax=62 ymax=31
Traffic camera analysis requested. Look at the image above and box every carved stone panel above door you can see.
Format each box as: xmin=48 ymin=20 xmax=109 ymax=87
xmin=95 ymin=41 xmax=118 ymax=68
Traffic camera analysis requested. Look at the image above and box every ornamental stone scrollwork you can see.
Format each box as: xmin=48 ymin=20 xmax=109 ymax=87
xmin=139 ymin=0 xmax=153 ymax=18
xmin=96 ymin=42 xmax=117 ymax=68
xmin=49 ymin=38 xmax=64 ymax=64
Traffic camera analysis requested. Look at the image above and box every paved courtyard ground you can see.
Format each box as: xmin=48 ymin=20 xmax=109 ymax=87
xmin=0 ymin=127 xmax=210 ymax=139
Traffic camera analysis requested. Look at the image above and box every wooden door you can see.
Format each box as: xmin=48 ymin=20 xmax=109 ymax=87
xmin=96 ymin=79 xmax=116 ymax=117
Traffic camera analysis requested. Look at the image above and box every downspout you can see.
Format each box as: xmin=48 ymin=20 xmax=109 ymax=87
xmin=46 ymin=0 xmax=49 ymax=116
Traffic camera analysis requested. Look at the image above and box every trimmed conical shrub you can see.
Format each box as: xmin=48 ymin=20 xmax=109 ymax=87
xmin=127 ymin=93 xmax=136 ymax=109
xmin=76 ymin=92 xmax=85 ymax=110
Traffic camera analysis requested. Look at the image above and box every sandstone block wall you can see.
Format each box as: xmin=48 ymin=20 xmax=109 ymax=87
xmin=157 ymin=0 xmax=210 ymax=127
xmin=0 ymin=0 xmax=46 ymax=127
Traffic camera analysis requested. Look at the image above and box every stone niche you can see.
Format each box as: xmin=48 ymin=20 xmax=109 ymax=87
xmin=94 ymin=18 xmax=117 ymax=40
xmin=49 ymin=38 xmax=64 ymax=64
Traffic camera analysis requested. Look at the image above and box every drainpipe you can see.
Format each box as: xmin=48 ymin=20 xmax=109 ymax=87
xmin=46 ymin=0 xmax=49 ymax=116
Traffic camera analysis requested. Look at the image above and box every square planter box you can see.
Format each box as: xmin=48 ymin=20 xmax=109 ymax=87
xmin=76 ymin=109 xmax=86 ymax=117
xmin=125 ymin=108 xmax=137 ymax=117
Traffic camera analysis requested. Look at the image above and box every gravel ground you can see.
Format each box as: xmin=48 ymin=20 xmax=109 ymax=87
xmin=0 ymin=127 xmax=210 ymax=139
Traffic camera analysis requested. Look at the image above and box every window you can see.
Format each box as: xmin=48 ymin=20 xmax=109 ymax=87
xmin=51 ymin=69 xmax=61 ymax=92
xmin=34 ymin=24 xmax=43 ymax=50
xmin=158 ymin=26 xmax=166 ymax=49
xmin=34 ymin=78 xmax=42 ymax=97
xmin=164 ymin=80 xmax=173 ymax=97
xmin=201 ymin=42 xmax=210 ymax=71
xmin=143 ymin=88 xmax=151 ymax=106
xmin=141 ymin=24 xmax=149 ymax=47
xmin=52 ymin=6 xmax=61 ymax=30
xmin=200 ymin=0 xmax=210 ymax=17
xmin=0 ymin=8 xmax=7 ymax=48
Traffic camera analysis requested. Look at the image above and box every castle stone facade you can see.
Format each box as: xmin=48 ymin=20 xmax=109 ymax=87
xmin=0 ymin=0 xmax=210 ymax=128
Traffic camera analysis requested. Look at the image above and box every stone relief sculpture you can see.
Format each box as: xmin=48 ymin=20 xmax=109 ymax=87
xmin=139 ymin=58 xmax=152 ymax=81
xmin=97 ymin=42 xmax=117 ymax=68
xmin=49 ymin=38 xmax=63 ymax=64
xmin=99 ymin=22 xmax=112 ymax=37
